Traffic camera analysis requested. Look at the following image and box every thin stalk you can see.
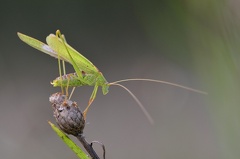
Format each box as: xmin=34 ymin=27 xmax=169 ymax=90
xmin=77 ymin=134 xmax=100 ymax=159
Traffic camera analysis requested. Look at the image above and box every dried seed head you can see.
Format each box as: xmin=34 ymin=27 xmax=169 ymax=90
xmin=49 ymin=92 xmax=85 ymax=136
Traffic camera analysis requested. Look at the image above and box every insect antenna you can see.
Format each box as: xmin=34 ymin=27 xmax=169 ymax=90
xmin=110 ymin=83 xmax=154 ymax=125
xmin=110 ymin=78 xmax=207 ymax=95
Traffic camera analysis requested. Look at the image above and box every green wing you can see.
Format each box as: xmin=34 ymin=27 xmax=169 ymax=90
xmin=46 ymin=34 xmax=99 ymax=74
xmin=18 ymin=32 xmax=99 ymax=74
xmin=17 ymin=32 xmax=67 ymax=61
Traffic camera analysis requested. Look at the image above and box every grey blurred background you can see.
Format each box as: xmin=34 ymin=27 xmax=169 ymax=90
xmin=1 ymin=0 xmax=240 ymax=159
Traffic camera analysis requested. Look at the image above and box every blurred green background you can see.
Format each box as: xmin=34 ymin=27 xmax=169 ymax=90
xmin=1 ymin=0 xmax=240 ymax=159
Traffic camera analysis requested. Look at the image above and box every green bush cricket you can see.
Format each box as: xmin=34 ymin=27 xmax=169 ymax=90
xmin=17 ymin=30 xmax=207 ymax=124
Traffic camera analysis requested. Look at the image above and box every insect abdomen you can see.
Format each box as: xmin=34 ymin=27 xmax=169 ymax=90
xmin=51 ymin=73 xmax=85 ymax=87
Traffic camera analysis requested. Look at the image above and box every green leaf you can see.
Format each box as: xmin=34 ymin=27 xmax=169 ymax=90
xmin=48 ymin=121 xmax=89 ymax=159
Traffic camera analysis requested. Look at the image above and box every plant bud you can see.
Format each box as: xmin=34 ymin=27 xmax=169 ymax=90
xmin=49 ymin=92 xmax=85 ymax=136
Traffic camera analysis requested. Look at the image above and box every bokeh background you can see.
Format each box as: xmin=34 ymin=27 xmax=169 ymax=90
xmin=1 ymin=0 xmax=240 ymax=159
